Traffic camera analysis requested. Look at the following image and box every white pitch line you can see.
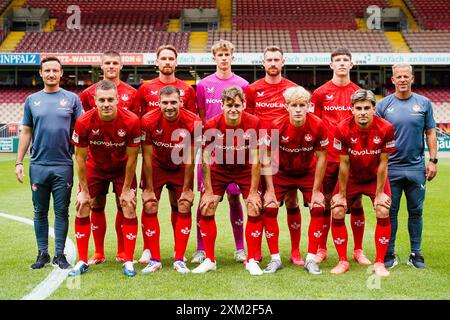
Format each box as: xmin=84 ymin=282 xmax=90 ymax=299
xmin=0 ymin=212 xmax=76 ymax=300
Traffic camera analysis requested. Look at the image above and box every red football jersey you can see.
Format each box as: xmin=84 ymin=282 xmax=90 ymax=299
xmin=141 ymin=108 xmax=201 ymax=170
xmin=132 ymin=78 xmax=197 ymax=117
xmin=72 ymin=108 xmax=141 ymax=172
xmin=203 ymin=111 xmax=261 ymax=172
xmin=79 ymin=81 xmax=138 ymax=116
xmin=334 ymin=115 xmax=395 ymax=183
xmin=269 ymin=113 xmax=329 ymax=174
xmin=245 ymin=77 xmax=297 ymax=127
xmin=311 ymin=80 xmax=361 ymax=162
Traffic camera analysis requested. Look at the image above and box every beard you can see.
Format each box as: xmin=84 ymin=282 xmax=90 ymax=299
xmin=160 ymin=66 xmax=174 ymax=76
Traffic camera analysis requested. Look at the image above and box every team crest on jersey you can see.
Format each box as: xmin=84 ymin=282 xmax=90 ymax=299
xmin=325 ymin=94 xmax=334 ymax=101
xmin=257 ymin=91 xmax=265 ymax=97
xmin=180 ymin=90 xmax=185 ymax=96
xmin=91 ymin=129 xmax=100 ymax=135
xmin=121 ymin=94 xmax=129 ymax=101
xmin=373 ymin=136 xmax=381 ymax=144
xmin=117 ymin=129 xmax=126 ymax=137
xmin=304 ymin=134 xmax=313 ymax=142
xmin=151 ymin=90 xmax=158 ymax=95
xmin=60 ymin=99 xmax=68 ymax=107
xmin=156 ymin=129 xmax=163 ymax=135
xmin=207 ymin=87 xmax=214 ymax=93
xmin=351 ymin=137 xmax=358 ymax=144
xmin=413 ymin=104 xmax=421 ymax=113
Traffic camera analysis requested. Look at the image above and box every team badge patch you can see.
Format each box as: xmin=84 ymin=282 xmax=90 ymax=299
xmin=334 ymin=138 xmax=342 ymax=150
xmin=373 ymin=136 xmax=381 ymax=144
xmin=72 ymin=131 xmax=79 ymax=143
xmin=60 ymin=99 xmax=68 ymax=107
xmin=121 ymin=94 xmax=129 ymax=101
xmin=117 ymin=129 xmax=126 ymax=137
xmin=304 ymin=134 xmax=313 ymax=142
xmin=413 ymin=105 xmax=421 ymax=113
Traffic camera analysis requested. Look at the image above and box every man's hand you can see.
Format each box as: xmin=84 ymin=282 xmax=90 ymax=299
xmin=263 ymin=190 xmax=278 ymax=209
xmin=15 ymin=164 xmax=25 ymax=183
xmin=200 ymin=192 xmax=217 ymax=215
xmin=120 ymin=189 xmax=137 ymax=209
xmin=374 ymin=192 xmax=391 ymax=209
xmin=76 ymin=191 xmax=92 ymax=214
xmin=331 ymin=193 xmax=347 ymax=211
xmin=142 ymin=189 xmax=158 ymax=212
xmin=178 ymin=189 xmax=195 ymax=208
xmin=310 ymin=190 xmax=325 ymax=209
xmin=426 ymin=161 xmax=437 ymax=181
xmin=246 ymin=191 xmax=262 ymax=213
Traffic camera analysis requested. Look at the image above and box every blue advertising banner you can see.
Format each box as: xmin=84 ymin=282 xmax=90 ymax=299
xmin=0 ymin=53 xmax=40 ymax=65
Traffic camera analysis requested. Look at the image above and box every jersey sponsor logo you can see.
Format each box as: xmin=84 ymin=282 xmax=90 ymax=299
xmin=206 ymin=87 xmax=214 ymax=93
xmin=348 ymin=148 xmax=381 ymax=156
xmin=151 ymin=90 xmax=158 ymax=95
xmin=152 ymin=139 xmax=185 ymax=149
xmin=373 ymin=136 xmax=381 ymax=144
xmin=216 ymin=144 xmax=251 ymax=151
xmin=256 ymin=91 xmax=265 ymax=97
xmin=148 ymin=101 xmax=159 ymax=107
xmin=91 ymin=129 xmax=100 ymax=135
xmin=325 ymin=94 xmax=334 ymax=101
xmin=121 ymin=94 xmax=129 ymax=101
xmin=280 ymin=145 xmax=313 ymax=153
xmin=304 ymin=134 xmax=313 ymax=142
xmin=320 ymin=138 xmax=329 ymax=147
xmin=386 ymin=140 xmax=395 ymax=148
xmin=334 ymin=138 xmax=342 ymax=150
xmin=90 ymin=140 xmax=126 ymax=147
xmin=156 ymin=129 xmax=163 ymax=135
xmin=323 ymin=105 xmax=352 ymax=112
xmin=72 ymin=131 xmax=79 ymax=143
xmin=60 ymin=99 xmax=68 ymax=107
xmin=33 ymin=101 xmax=41 ymax=106
xmin=117 ymin=129 xmax=126 ymax=137
xmin=206 ymin=98 xmax=221 ymax=104
xmin=281 ymin=136 xmax=289 ymax=142
xmin=351 ymin=137 xmax=358 ymax=144
xmin=255 ymin=102 xmax=286 ymax=108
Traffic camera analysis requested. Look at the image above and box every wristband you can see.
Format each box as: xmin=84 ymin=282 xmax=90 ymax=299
xmin=15 ymin=162 xmax=23 ymax=166
xmin=429 ymin=158 xmax=438 ymax=164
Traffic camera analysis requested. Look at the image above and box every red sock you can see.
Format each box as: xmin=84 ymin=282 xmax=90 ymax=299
xmin=246 ymin=215 xmax=263 ymax=261
xmin=308 ymin=207 xmax=324 ymax=254
xmin=319 ymin=209 xmax=331 ymax=250
xmin=75 ymin=216 xmax=91 ymax=263
xmin=171 ymin=206 xmax=178 ymax=238
xmin=350 ymin=207 xmax=365 ymax=251
xmin=375 ymin=217 xmax=391 ymax=263
xmin=141 ymin=211 xmax=160 ymax=261
xmin=263 ymin=208 xmax=279 ymax=255
xmin=115 ymin=209 xmax=124 ymax=255
xmin=90 ymin=208 xmax=106 ymax=257
xmin=199 ymin=215 xmax=217 ymax=262
xmin=122 ymin=217 xmax=138 ymax=263
xmin=174 ymin=211 xmax=192 ymax=261
xmin=287 ymin=207 xmax=301 ymax=254
xmin=331 ymin=218 xmax=348 ymax=261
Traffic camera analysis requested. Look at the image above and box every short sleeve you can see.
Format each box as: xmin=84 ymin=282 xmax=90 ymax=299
xmin=333 ymin=126 xmax=347 ymax=154
xmin=310 ymin=89 xmax=322 ymax=118
xmin=382 ymin=124 xmax=396 ymax=154
xmin=22 ymin=97 xmax=33 ymax=127
xmin=127 ymin=116 xmax=142 ymax=147
xmin=424 ymin=99 xmax=436 ymax=130
xmin=72 ymin=118 xmax=88 ymax=147
xmin=315 ymin=122 xmax=329 ymax=151
xmin=73 ymin=96 xmax=84 ymax=120
xmin=244 ymin=86 xmax=255 ymax=115
xmin=140 ymin=116 xmax=153 ymax=146
xmin=196 ymin=82 xmax=206 ymax=111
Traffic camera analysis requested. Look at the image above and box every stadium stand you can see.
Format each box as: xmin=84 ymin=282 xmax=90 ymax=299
xmin=402 ymin=31 xmax=450 ymax=52
xmin=404 ymin=0 xmax=450 ymax=30
xmin=0 ymin=0 xmax=11 ymax=13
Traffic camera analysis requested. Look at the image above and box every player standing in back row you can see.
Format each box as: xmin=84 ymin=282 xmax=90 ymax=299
xmin=310 ymin=47 xmax=370 ymax=266
xmin=191 ymin=40 xmax=249 ymax=264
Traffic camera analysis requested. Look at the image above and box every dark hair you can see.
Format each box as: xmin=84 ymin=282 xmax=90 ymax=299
xmin=95 ymin=79 xmax=117 ymax=94
xmin=156 ymin=45 xmax=178 ymax=58
xmin=40 ymin=56 xmax=62 ymax=70
xmin=159 ymin=85 xmax=181 ymax=99
xmin=222 ymin=86 xmax=245 ymax=103
xmin=331 ymin=47 xmax=352 ymax=61
xmin=351 ymin=89 xmax=376 ymax=107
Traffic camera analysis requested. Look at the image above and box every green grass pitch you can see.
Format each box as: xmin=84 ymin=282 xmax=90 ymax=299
xmin=0 ymin=153 xmax=449 ymax=300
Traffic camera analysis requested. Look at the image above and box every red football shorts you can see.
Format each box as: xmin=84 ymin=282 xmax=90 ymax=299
xmin=333 ymin=177 xmax=392 ymax=207
xmin=273 ymin=170 xmax=315 ymax=204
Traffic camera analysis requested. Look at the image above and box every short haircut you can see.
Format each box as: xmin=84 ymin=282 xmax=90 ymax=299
xmin=222 ymin=86 xmax=245 ymax=103
xmin=283 ymin=86 xmax=311 ymax=104
xmin=102 ymin=51 xmax=121 ymax=60
xmin=351 ymin=89 xmax=376 ymax=107
xmin=40 ymin=56 xmax=62 ymax=70
xmin=95 ymin=79 xmax=117 ymax=95
xmin=211 ymin=39 xmax=235 ymax=55
xmin=331 ymin=47 xmax=352 ymax=61
xmin=392 ymin=63 xmax=413 ymax=75
xmin=156 ymin=44 xmax=178 ymax=58
xmin=264 ymin=46 xmax=284 ymax=57
xmin=159 ymin=85 xmax=181 ymax=99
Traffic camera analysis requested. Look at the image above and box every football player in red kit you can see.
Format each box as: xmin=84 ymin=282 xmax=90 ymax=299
xmin=193 ymin=86 xmax=264 ymax=276
xmin=133 ymin=45 xmax=198 ymax=264
xmin=330 ymin=89 xmax=395 ymax=277
xmin=245 ymin=46 xmax=303 ymax=265
xmin=263 ymin=86 xmax=328 ymax=275
xmin=311 ymin=47 xmax=370 ymax=266
xmin=69 ymin=80 xmax=141 ymax=277
xmin=78 ymin=51 xmax=138 ymax=266
xmin=140 ymin=86 xmax=200 ymax=274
